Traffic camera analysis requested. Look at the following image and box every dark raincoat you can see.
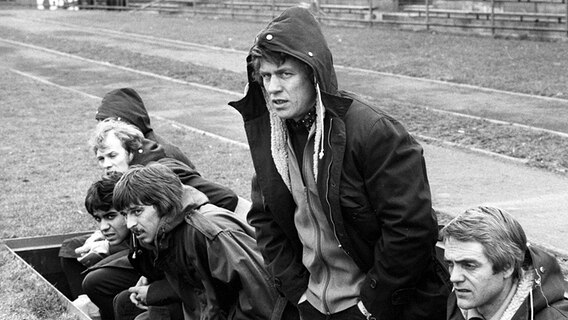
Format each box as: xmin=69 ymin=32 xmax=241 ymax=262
xmin=229 ymin=7 xmax=449 ymax=320
xmin=131 ymin=186 xmax=280 ymax=320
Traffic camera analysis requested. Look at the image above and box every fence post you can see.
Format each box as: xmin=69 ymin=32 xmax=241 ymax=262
xmin=272 ymin=0 xmax=275 ymax=18
xmin=369 ymin=0 xmax=372 ymax=26
xmin=491 ymin=0 xmax=495 ymax=36
xmin=565 ymin=0 xmax=567 ymax=37
xmin=426 ymin=0 xmax=430 ymax=31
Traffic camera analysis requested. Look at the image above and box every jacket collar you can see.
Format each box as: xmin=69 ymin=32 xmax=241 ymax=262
xmin=153 ymin=186 xmax=209 ymax=252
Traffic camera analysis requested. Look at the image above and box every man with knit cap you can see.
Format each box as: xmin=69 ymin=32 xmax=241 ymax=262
xmin=97 ymin=88 xmax=195 ymax=169
xmin=229 ymin=6 xmax=449 ymax=320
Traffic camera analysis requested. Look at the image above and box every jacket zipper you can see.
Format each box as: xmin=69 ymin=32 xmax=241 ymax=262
xmin=324 ymin=118 xmax=343 ymax=250
xmin=305 ymin=188 xmax=332 ymax=314
xmin=302 ymin=130 xmax=332 ymax=314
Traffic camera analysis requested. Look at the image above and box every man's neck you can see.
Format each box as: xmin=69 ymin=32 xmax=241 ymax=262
xmin=476 ymin=278 xmax=517 ymax=320
xmin=289 ymin=107 xmax=317 ymax=131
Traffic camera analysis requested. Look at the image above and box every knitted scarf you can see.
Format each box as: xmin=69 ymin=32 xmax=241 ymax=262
xmin=268 ymin=83 xmax=325 ymax=191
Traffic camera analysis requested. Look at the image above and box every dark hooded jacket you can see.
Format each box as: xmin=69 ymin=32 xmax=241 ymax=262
xmin=130 ymin=186 xmax=280 ymax=320
xmin=447 ymin=246 xmax=568 ymax=320
xmin=229 ymin=7 xmax=449 ymax=320
xmin=96 ymin=87 xmax=196 ymax=169
xmin=131 ymin=144 xmax=239 ymax=212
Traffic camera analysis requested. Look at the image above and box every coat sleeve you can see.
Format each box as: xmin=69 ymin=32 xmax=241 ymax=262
xmin=188 ymin=221 xmax=277 ymax=320
xmin=157 ymin=158 xmax=239 ymax=212
xmin=145 ymin=279 xmax=181 ymax=306
xmin=248 ymin=175 xmax=309 ymax=305
xmin=358 ymin=117 xmax=439 ymax=318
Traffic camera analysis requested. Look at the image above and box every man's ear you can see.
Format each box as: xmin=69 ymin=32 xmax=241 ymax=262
xmin=502 ymin=264 xmax=515 ymax=279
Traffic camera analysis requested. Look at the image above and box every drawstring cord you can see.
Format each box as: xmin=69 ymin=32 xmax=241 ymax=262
xmin=529 ymin=290 xmax=534 ymax=320
xmin=131 ymin=233 xmax=138 ymax=259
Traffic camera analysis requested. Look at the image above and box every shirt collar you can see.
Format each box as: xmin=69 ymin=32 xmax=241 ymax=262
xmin=287 ymin=107 xmax=316 ymax=131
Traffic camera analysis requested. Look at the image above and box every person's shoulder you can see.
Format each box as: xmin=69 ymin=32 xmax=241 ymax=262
xmin=153 ymin=133 xmax=196 ymax=169
xmin=535 ymin=300 xmax=568 ymax=319
xmin=340 ymin=91 xmax=395 ymax=123
xmin=340 ymin=95 xmax=405 ymax=137
xmin=184 ymin=210 xmax=223 ymax=240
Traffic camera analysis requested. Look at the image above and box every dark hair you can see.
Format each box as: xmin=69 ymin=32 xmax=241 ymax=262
xmin=113 ymin=163 xmax=183 ymax=218
xmin=248 ymin=44 xmax=313 ymax=84
xmin=85 ymin=172 xmax=123 ymax=215
xmin=441 ymin=206 xmax=528 ymax=279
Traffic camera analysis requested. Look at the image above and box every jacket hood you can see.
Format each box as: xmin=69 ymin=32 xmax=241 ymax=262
xmin=96 ymin=88 xmax=154 ymax=137
xmin=251 ymin=6 xmax=337 ymax=95
xmin=129 ymin=139 xmax=167 ymax=166
xmin=154 ymin=186 xmax=209 ymax=248
xmin=527 ymin=245 xmax=568 ymax=313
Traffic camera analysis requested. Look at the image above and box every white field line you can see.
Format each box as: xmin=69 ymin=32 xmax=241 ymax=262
xmin=0 ymin=39 xmax=555 ymax=166
xmin=18 ymin=17 xmax=247 ymax=55
xmin=153 ymin=115 xmax=250 ymax=150
xmin=0 ymin=38 xmax=242 ymax=98
xmin=18 ymin=16 xmax=568 ymax=138
xmin=335 ymin=64 xmax=568 ymax=104
xmin=6 ymin=67 xmax=248 ymax=150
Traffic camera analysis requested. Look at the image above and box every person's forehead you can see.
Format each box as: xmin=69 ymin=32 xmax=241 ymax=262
xmin=259 ymin=57 xmax=304 ymax=73
xmin=93 ymin=209 xmax=118 ymax=218
xmin=97 ymin=134 xmax=124 ymax=155
xmin=444 ymin=238 xmax=488 ymax=262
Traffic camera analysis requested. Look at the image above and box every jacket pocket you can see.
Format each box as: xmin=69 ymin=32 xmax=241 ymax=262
xmin=343 ymin=209 xmax=380 ymax=243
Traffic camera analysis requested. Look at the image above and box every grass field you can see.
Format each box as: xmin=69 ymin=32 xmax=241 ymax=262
xmin=1 ymin=8 xmax=567 ymax=174
xmin=0 ymin=59 xmax=253 ymax=320
xmin=23 ymin=9 xmax=568 ymax=99
xmin=1 ymin=6 xmax=568 ymax=319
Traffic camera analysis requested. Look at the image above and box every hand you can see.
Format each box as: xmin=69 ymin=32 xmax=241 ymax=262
xmin=129 ymin=277 xmax=150 ymax=310
xmin=75 ymin=231 xmax=108 ymax=256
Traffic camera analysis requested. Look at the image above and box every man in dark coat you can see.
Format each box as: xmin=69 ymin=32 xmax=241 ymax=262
xmin=442 ymin=206 xmax=568 ymax=320
xmin=113 ymin=163 xmax=282 ymax=320
xmin=229 ymin=6 xmax=449 ymax=320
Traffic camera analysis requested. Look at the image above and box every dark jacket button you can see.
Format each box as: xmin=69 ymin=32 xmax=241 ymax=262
xmin=370 ymin=279 xmax=377 ymax=289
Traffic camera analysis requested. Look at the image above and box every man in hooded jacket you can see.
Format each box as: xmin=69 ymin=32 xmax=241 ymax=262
xmin=96 ymin=87 xmax=196 ymax=169
xmin=229 ymin=6 xmax=449 ymax=320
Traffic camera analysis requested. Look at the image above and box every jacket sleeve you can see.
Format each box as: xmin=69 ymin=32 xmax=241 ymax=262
xmin=162 ymin=143 xmax=197 ymax=170
xmin=248 ymin=175 xmax=309 ymax=305
xmin=358 ymin=117 xmax=439 ymax=318
xmin=145 ymin=279 xmax=181 ymax=306
xmin=189 ymin=221 xmax=277 ymax=320
xmin=157 ymin=158 xmax=239 ymax=212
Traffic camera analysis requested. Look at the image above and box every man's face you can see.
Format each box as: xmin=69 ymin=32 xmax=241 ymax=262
xmin=444 ymin=237 xmax=514 ymax=317
xmin=96 ymin=133 xmax=132 ymax=175
xmin=92 ymin=209 xmax=129 ymax=246
xmin=125 ymin=204 xmax=160 ymax=246
xmin=259 ymin=57 xmax=316 ymax=121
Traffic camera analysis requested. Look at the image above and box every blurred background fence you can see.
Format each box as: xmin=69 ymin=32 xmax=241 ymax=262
xmin=4 ymin=0 xmax=567 ymax=40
